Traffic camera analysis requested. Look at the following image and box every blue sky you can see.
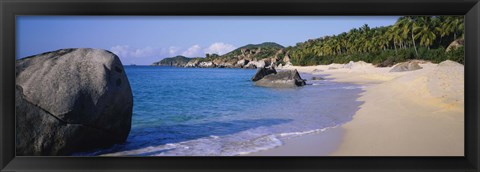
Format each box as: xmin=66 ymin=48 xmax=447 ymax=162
xmin=17 ymin=16 xmax=399 ymax=65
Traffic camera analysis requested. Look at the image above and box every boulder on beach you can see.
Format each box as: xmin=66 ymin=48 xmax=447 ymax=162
xmin=251 ymin=66 xmax=277 ymax=81
xmin=377 ymin=58 xmax=395 ymax=67
xmin=446 ymin=38 xmax=464 ymax=52
xmin=15 ymin=48 xmax=133 ymax=155
xmin=390 ymin=61 xmax=423 ymax=72
xmin=252 ymin=67 xmax=306 ymax=88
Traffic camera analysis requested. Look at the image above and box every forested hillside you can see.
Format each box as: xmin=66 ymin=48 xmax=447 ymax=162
xmin=286 ymin=16 xmax=464 ymax=66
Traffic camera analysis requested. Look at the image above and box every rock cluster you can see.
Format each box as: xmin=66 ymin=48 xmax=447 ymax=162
xmin=152 ymin=43 xmax=288 ymax=69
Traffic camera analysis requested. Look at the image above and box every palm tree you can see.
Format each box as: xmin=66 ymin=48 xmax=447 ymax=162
xmin=376 ymin=28 xmax=389 ymax=51
xmin=414 ymin=17 xmax=437 ymax=49
xmin=452 ymin=16 xmax=464 ymax=40
xmin=396 ymin=16 xmax=419 ymax=57
xmin=360 ymin=24 xmax=370 ymax=33
xmin=443 ymin=16 xmax=464 ymax=40
xmin=332 ymin=37 xmax=342 ymax=55
xmin=286 ymin=16 xmax=465 ymax=66
xmin=432 ymin=16 xmax=446 ymax=46
xmin=337 ymin=32 xmax=348 ymax=54
xmin=387 ymin=26 xmax=402 ymax=54
xmin=347 ymin=28 xmax=360 ymax=54
xmin=435 ymin=25 xmax=449 ymax=46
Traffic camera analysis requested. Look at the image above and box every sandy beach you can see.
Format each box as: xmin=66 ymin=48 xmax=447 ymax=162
xmin=248 ymin=60 xmax=464 ymax=156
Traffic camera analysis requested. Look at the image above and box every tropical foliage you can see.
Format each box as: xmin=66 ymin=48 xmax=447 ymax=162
xmin=221 ymin=42 xmax=284 ymax=60
xmin=286 ymin=16 xmax=465 ymax=66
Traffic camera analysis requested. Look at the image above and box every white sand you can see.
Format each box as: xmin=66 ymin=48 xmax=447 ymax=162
xmin=249 ymin=60 xmax=464 ymax=156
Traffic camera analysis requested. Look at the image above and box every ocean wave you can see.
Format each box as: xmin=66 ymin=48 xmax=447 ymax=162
xmin=100 ymin=125 xmax=339 ymax=156
xmin=101 ymin=133 xmax=283 ymax=156
xmin=278 ymin=125 xmax=339 ymax=138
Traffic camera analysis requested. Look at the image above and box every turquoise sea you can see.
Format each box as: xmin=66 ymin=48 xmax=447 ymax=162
xmin=79 ymin=66 xmax=364 ymax=156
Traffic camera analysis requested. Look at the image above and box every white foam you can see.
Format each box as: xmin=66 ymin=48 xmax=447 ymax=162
xmin=101 ymin=133 xmax=284 ymax=156
xmin=278 ymin=125 xmax=339 ymax=138
xmin=209 ymin=135 xmax=220 ymax=139
xmin=341 ymin=85 xmax=367 ymax=90
xmin=100 ymin=125 xmax=344 ymax=156
xmin=235 ymin=135 xmax=283 ymax=155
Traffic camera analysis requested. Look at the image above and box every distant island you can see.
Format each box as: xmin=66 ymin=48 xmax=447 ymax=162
xmin=152 ymin=16 xmax=464 ymax=69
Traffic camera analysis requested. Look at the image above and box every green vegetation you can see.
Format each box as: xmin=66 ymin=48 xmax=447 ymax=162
xmin=286 ymin=16 xmax=464 ymax=66
xmin=222 ymin=42 xmax=284 ymax=60
xmin=152 ymin=55 xmax=194 ymax=66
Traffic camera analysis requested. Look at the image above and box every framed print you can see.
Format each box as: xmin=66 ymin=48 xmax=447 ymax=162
xmin=1 ymin=0 xmax=479 ymax=171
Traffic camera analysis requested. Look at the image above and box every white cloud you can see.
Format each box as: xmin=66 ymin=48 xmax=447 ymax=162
xmin=204 ymin=42 xmax=236 ymax=55
xmin=131 ymin=46 xmax=158 ymax=58
xmin=181 ymin=44 xmax=202 ymax=57
xmin=110 ymin=45 xmax=131 ymax=58
xmin=168 ymin=46 xmax=179 ymax=56
xmin=110 ymin=45 xmax=166 ymax=58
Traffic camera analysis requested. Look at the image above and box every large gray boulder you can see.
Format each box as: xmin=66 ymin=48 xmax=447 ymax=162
xmin=252 ymin=67 xmax=306 ymax=88
xmin=390 ymin=61 xmax=423 ymax=72
xmin=251 ymin=66 xmax=277 ymax=81
xmin=15 ymin=48 xmax=133 ymax=155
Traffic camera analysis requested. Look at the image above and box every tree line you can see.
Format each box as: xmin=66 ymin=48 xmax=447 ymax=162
xmin=286 ymin=16 xmax=464 ymax=66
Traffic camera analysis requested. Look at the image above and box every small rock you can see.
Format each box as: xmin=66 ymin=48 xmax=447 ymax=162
xmin=390 ymin=61 xmax=423 ymax=72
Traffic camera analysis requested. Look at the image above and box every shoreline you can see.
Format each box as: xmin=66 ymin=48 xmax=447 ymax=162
xmin=246 ymin=60 xmax=464 ymax=156
xmin=246 ymin=126 xmax=344 ymax=156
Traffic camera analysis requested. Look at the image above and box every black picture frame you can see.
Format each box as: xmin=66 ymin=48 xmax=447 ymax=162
xmin=1 ymin=0 xmax=479 ymax=171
